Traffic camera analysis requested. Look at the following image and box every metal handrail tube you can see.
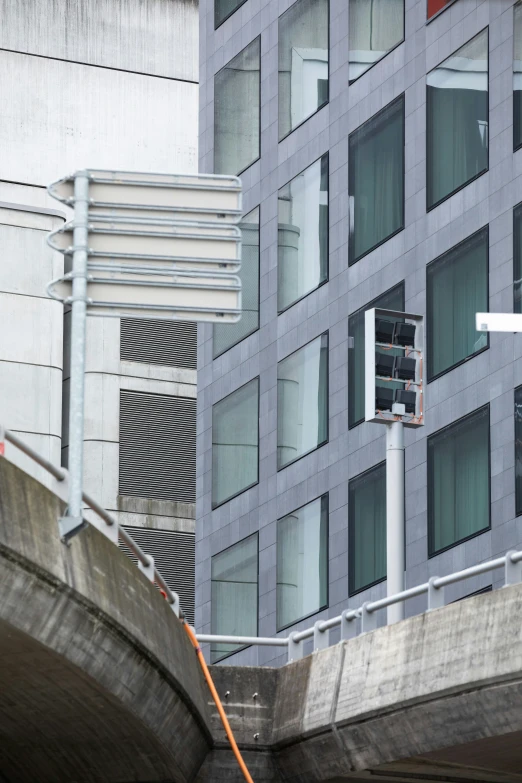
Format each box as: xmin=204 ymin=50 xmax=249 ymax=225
xmin=317 ymin=609 xmax=359 ymax=633
xmin=510 ymin=551 xmax=522 ymax=564
xmin=366 ymin=582 xmax=429 ymax=614
xmin=82 ymin=490 xmax=116 ymax=527
xmin=292 ymin=626 xmax=315 ymax=643
xmin=433 ymin=557 xmax=506 ymax=589
xmin=196 ymin=634 xmax=289 ymax=647
xmin=5 ymin=430 xmax=67 ymax=482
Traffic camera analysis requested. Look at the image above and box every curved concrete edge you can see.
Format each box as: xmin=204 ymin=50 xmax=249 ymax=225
xmin=0 ymin=459 xmax=213 ymax=778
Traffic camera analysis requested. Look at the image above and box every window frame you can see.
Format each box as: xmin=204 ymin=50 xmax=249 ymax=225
xmin=276 ymin=331 xmax=329 ymax=471
xmin=210 ymin=532 xmax=259 ymax=663
xmin=276 ymin=493 xmax=329 ymax=632
xmin=348 ymin=94 xmax=405 ymax=266
xmin=426 ymin=0 xmax=458 ymax=23
xmin=427 ymin=404 xmax=491 ymax=558
xmin=348 ymin=281 xmax=405 ymax=430
xmin=211 ymin=377 xmax=260 ymax=509
xmin=277 ymin=152 xmax=330 ymax=315
xmin=213 ymin=36 xmax=262 ymax=177
xmin=515 ymin=385 xmax=522 ymax=518
xmin=348 ymin=0 xmax=405 ymax=86
xmin=515 ymin=2 xmax=522 ymax=152
xmin=213 ymin=204 xmax=261 ymax=358
xmin=426 ymin=226 xmax=489 ymax=383
xmin=348 ymin=460 xmax=387 ymax=596
xmin=278 ymin=0 xmax=331 ymax=143
xmin=515 ymin=202 xmax=522 ymax=314
xmin=426 ymin=27 xmax=490 ymax=212
xmin=214 ymin=0 xmax=249 ymax=29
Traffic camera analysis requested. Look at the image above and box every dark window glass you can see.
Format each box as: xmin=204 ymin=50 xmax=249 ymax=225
xmin=349 ymin=462 xmax=386 ymax=594
xmin=212 ymin=378 xmax=259 ymax=507
xmin=214 ymin=38 xmax=260 ymax=175
xmin=515 ymin=205 xmax=522 ymax=312
xmin=211 ymin=534 xmax=258 ymax=662
xmin=515 ymin=3 xmax=522 ymax=150
xmin=276 ymin=495 xmax=328 ymax=629
xmin=278 ymin=155 xmax=328 ymax=312
xmin=427 ymin=0 xmax=454 ymax=19
xmin=428 ymin=406 xmax=490 ymax=556
xmin=348 ymin=283 xmax=404 ymax=428
xmin=214 ymin=207 xmax=260 ymax=356
xmin=215 ymin=0 xmax=247 ymax=28
xmin=278 ymin=0 xmax=329 ymax=139
xmin=516 ymin=387 xmax=522 ymax=516
xmin=427 ymin=29 xmax=488 ymax=209
xmin=349 ymin=0 xmax=404 ymax=82
xmin=427 ymin=228 xmax=488 ymax=380
xmin=277 ymin=334 xmax=328 ymax=469
xmin=349 ymin=96 xmax=404 ymax=264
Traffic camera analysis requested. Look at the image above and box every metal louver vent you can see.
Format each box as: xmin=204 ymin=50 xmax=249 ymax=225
xmin=120 ymin=526 xmax=195 ymax=625
xmin=119 ymin=390 xmax=196 ymax=502
xmin=120 ymin=318 xmax=197 ymax=368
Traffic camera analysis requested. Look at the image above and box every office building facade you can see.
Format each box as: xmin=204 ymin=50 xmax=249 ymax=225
xmin=197 ymin=0 xmax=522 ymax=664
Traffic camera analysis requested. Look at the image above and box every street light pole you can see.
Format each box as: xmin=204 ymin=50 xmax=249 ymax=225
xmin=60 ymin=171 xmax=89 ymax=541
xmin=386 ymin=420 xmax=405 ymax=623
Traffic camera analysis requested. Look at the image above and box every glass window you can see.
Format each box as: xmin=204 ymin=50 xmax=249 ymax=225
xmin=515 ymin=387 xmax=522 ymax=516
xmin=427 ymin=228 xmax=488 ymax=381
xmin=349 ymin=96 xmax=404 ymax=264
xmin=278 ymin=0 xmax=329 ymax=140
xmin=428 ymin=406 xmax=490 ymax=556
xmin=348 ymin=283 xmax=404 ymax=428
xmin=215 ymin=0 xmax=247 ymax=28
xmin=277 ymin=495 xmax=328 ymax=629
xmin=211 ymin=534 xmax=258 ymax=663
xmin=427 ymin=0 xmax=454 ymax=19
xmin=515 ymin=3 xmax=522 ymax=150
xmin=278 ymin=155 xmax=328 ymax=312
xmin=214 ymin=37 xmax=260 ymax=175
xmin=277 ymin=334 xmax=328 ymax=469
xmin=349 ymin=0 xmax=404 ymax=83
xmin=515 ymin=204 xmax=522 ymax=312
xmin=349 ymin=462 xmax=386 ymax=595
xmin=212 ymin=378 xmax=259 ymax=507
xmin=214 ymin=207 xmax=260 ymax=357
xmin=427 ymin=29 xmax=488 ymax=209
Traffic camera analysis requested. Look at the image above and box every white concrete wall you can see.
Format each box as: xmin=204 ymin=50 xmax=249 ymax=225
xmin=0 ymin=0 xmax=198 ymax=532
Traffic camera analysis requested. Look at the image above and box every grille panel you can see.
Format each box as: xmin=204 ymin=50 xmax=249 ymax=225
xmin=119 ymin=390 xmax=196 ymax=502
xmin=120 ymin=526 xmax=195 ymax=624
xmin=120 ymin=318 xmax=197 ymax=368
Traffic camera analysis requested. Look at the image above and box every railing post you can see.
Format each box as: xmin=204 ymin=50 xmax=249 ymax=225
xmin=505 ymin=550 xmax=522 ymax=586
xmin=428 ymin=576 xmax=445 ymax=610
xmin=361 ymin=602 xmax=377 ymax=634
xmin=138 ymin=554 xmax=155 ymax=583
xmin=287 ymin=632 xmax=303 ymax=663
xmin=313 ymin=621 xmax=329 ymax=652
xmin=341 ymin=609 xmax=358 ymax=641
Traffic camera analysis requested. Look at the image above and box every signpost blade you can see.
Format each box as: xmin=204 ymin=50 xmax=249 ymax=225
xmin=48 ymin=170 xmax=242 ymax=223
xmin=47 ymin=220 xmax=241 ymax=273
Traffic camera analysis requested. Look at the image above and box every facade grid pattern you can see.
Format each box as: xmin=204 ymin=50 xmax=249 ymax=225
xmin=197 ymin=0 xmax=522 ymax=666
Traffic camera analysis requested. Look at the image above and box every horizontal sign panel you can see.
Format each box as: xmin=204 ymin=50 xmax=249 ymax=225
xmin=47 ymin=220 xmax=241 ymax=273
xmin=48 ymin=169 xmax=242 ymax=223
xmin=48 ymin=274 xmax=242 ymax=323
xmin=476 ymin=312 xmax=522 ymax=332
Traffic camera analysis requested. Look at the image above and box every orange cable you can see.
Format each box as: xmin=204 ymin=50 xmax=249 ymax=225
xmin=183 ymin=622 xmax=255 ymax=783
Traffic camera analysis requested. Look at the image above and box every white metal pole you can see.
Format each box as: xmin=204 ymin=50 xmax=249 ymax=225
xmin=386 ymin=420 xmax=405 ymax=624
xmin=60 ymin=172 xmax=89 ymax=540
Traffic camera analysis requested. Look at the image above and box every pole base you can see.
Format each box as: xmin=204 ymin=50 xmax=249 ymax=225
xmin=59 ymin=515 xmax=87 ymax=544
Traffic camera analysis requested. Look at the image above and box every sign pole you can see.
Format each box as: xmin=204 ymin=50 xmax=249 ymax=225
xmin=59 ymin=171 xmax=89 ymax=541
xmin=386 ymin=420 xmax=405 ymax=624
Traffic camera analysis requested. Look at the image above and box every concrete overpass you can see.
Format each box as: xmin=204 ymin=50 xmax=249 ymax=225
xmin=2 ymin=457 xmax=522 ymax=782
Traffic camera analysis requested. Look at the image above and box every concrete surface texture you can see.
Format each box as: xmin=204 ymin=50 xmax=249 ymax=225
xmin=0 ymin=458 xmax=211 ymax=782
xmin=0 ymin=0 xmax=198 ymax=536
xmin=3 ymin=457 xmax=522 ymax=781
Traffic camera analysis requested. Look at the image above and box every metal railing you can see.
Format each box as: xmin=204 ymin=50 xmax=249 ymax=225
xmin=1 ymin=426 xmax=181 ymax=618
xmin=3 ymin=426 xmax=522 ymax=665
